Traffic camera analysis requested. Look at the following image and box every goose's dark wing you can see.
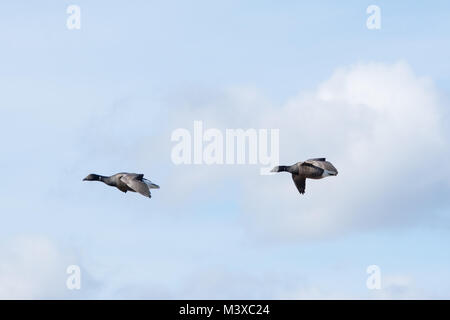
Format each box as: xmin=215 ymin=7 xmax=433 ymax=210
xmin=300 ymin=161 xmax=324 ymax=177
xmin=307 ymin=158 xmax=326 ymax=162
xmin=292 ymin=175 xmax=306 ymax=194
xmin=305 ymin=160 xmax=338 ymax=174
xmin=120 ymin=174 xmax=151 ymax=198
xmin=301 ymin=161 xmax=321 ymax=169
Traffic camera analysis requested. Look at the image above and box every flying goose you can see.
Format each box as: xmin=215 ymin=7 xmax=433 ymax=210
xmin=271 ymin=158 xmax=338 ymax=194
xmin=83 ymin=172 xmax=160 ymax=198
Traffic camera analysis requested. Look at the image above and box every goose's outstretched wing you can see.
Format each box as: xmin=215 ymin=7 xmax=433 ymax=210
xmin=307 ymin=158 xmax=326 ymax=162
xmin=304 ymin=159 xmax=338 ymax=175
xmin=292 ymin=175 xmax=306 ymax=194
xmin=120 ymin=174 xmax=151 ymax=198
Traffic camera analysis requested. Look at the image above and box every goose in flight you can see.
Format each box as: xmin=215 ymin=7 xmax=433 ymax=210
xmin=83 ymin=172 xmax=160 ymax=198
xmin=271 ymin=158 xmax=338 ymax=194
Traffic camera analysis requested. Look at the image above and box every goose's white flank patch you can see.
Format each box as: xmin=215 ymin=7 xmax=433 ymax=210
xmin=322 ymin=169 xmax=337 ymax=177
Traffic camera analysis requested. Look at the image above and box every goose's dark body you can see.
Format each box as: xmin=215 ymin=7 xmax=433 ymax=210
xmin=271 ymin=158 xmax=338 ymax=194
xmin=83 ymin=172 xmax=159 ymax=198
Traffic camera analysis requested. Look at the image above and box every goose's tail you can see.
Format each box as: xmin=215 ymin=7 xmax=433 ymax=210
xmin=143 ymin=178 xmax=160 ymax=189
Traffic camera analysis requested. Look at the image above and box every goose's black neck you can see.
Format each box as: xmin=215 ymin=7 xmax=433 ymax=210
xmin=98 ymin=175 xmax=114 ymax=185
xmin=92 ymin=174 xmax=109 ymax=183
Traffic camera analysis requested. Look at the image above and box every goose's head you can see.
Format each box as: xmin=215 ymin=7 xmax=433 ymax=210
xmin=83 ymin=174 xmax=102 ymax=181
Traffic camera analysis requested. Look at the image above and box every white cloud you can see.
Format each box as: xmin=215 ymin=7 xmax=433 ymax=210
xmin=153 ymin=61 xmax=449 ymax=241
xmin=373 ymin=275 xmax=424 ymax=299
xmin=245 ymin=61 xmax=448 ymax=240
xmin=0 ymin=236 xmax=97 ymax=299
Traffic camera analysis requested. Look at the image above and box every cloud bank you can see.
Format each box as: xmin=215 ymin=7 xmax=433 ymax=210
xmin=152 ymin=61 xmax=450 ymax=241
xmin=4 ymin=61 xmax=447 ymax=299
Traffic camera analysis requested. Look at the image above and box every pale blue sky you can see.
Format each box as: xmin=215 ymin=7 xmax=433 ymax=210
xmin=0 ymin=1 xmax=449 ymax=299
